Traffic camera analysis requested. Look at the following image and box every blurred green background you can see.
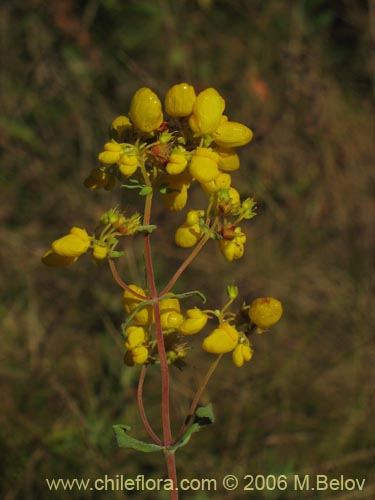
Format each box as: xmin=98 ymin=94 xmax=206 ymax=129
xmin=1 ymin=0 xmax=374 ymax=498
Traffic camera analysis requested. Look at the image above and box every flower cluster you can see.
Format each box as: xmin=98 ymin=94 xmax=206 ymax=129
xmin=86 ymin=83 xmax=256 ymax=261
xmin=122 ymin=285 xmax=208 ymax=367
xmin=121 ymin=283 xmax=283 ymax=369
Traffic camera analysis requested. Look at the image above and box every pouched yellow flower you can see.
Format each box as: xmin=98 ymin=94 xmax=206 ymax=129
xmin=129 ymin=87 xmax=163 ymax=133
xmin=125 ymin=325 xmax=147 ymax=350
xmin=161 ymin=173 xmax=191 ymax=211
xmin=84 ymin=167 xmax=113 ymax=190
xmin=219 ymin=228 xmax=246 ymax=261
xmin=202 ymin=322 xmax=240 ymax=354
xmin=188 ymin=88 xmax=225 ymax=135
xmin=122 ymin=285 xmax=152 ymax=326
xmin=189 ymin=147 xmax=220 ymax=183
xmin=217 ymin=148 xmax=240 ymax=171
xmin=175 ymin=209 xmax=204 ymax=248
xmin=166 ymin=151 xmax=188 ymax=175
xmin=92 ymin=244 xmax=107 ymax=262
xmin=248 ymin=297 xmax=283 ymax=330
xmin=98 ymin=141 xmax=123 ymax=164
xmin=213 ymin=121 xmax=253 ymax=148
xmin=41 ymin=249 xmax=78 ymax=267
xmin=165 ymin=83 xmax=196 ymax=117
xmin=201 ymin=171 xmax=232 ymax=194
xmin=232 ymin=342 xmax=253 ymax=367
xmin=119 ymin=155 xmax=138 ymax=176
xmin=51 ymin=227 xmax=90 ymax=258
xmin=159 ymin=298 xmax=184 ymax=331
xmin=179 ymin=308 xmax=208 ymax=335
xmin=124 ymin=345 xmax=149 ymax=366
xmin=132 ymin=345 xmax=149 ymax=364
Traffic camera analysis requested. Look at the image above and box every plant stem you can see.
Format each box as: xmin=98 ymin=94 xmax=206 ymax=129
xmin=143 ymin=191 xmax=177 ymax=497
xmin=137 ymin=366 xmax=162 ymax=446
xmin=174 ymin=354 xmax=223 ymax=443
xmin=108 ymin=258 xmax=147 ymax=299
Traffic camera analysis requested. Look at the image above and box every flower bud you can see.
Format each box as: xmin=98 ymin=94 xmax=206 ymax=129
xmin=219 ymin=228 xmax=246 ymax=261
xmin=161 ymin=173 xmax=191 ymax=211
xmin=129 ymin=87 xmax=163 ymax=133
xmin=201 ymin=172 xmax=232 ymax=194
xmin=188 ymin=88 xmax=225 ymax=135
xmin=165 ymin=83 xmax=196 ymax=117
xmin=111 ymin=115 xmax=131 ymax=134
xmin=213 ymin=121 xmax=253 ymax=148
xmin=232 ymin=342 xmax=253 ymax=367
xmin=248 ymin=297 xmax=283 ymax=330
xmin=92 ymin=245 xmax=107 ymax=262
xmin=42 ymin=249 xmax=77 ymax=267
xmin=98 ymin=141 xmax=123 ymax=164
xmin=131 ymin=345 xmax=149 ymax=365
xmin=175 ymin=210 xmax=204 ymax=248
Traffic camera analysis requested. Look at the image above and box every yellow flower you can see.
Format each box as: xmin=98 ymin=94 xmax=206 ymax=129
xmin=119 ymin=155 xmax=138 ymax=176
xmin=219 ymin=228 xmax=246 ymax=261
xmin=165 ymin=83 xmax=196 ymax=117
xmin=159 ymin=298 xmax=184 ymax=331
xmin=132 ymin=345 xmax=149 ymax=364
xmin=179 ymin=308 xmax=208 ymax=335
xmin=161 ymin=172 xmax=191 ymax=211
xmin=232 ymin=342 xmax=253 ymax=367
xmin=51 ymin=227 xmax=90 ymax=258
xmin=125 ymin=325 xmax=147 ymax=350
xmin=175 ymin=209 xmax=204 ymax=248
xmin=248 ymin=297 xmax=283 ymax=330
xmin=189 ymin=147 xmax=220 ymax=183
xmin=188 ymin=88 xmax=225 ymax=135
xmin=129 ymin=87 xmax=163 ymax=133
xmin=201 ymin=171 xmax=232 ymax=194
xmin=122 ymin=285 xmax=152 ymax=326
xmin=166 ymin=150 xmax=188 ymax=175
xmin=98 ymin=141 xmax=123 ymax=164
xmin=217 ymin=148 xmax=240 ymax=171
xmin=213 ymin=121 xmax=253 ymax=148
xmin=202 ymin=322 xmax=239 ymax=354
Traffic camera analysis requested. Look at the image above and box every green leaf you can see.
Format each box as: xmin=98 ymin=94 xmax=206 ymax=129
xmin=113 ymin=425 xmax=163 ymax=453
xmin=168 ymin=404 xmax=215 ymax=451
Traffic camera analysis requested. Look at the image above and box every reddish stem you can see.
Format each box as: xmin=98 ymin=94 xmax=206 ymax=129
xmin=137 ymin=366 xmax=163 ymax=446
xmin=108 ymin=259 xmax=149 ymax=299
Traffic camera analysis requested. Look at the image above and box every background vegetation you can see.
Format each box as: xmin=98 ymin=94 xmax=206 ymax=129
xmin=1 ymin=0 xmax=374 ymax=498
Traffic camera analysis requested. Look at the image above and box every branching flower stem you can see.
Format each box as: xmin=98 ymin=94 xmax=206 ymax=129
xmin=137 ymin=366 xmax=162 ymax=446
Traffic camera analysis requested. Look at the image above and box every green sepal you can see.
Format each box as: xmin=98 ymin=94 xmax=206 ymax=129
xmin=113 ymin=425 xmax=163 ymax=453
xmin=168 ymin=404 xmax=215 ymax=451
xmin=139 ymin=186 xmax=153 ymax=196
xmin=121 ymin=182 xmax=153 ymax=196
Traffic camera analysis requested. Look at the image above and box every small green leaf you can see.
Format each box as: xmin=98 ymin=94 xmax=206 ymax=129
xmin=168 ymin=404 xmax=215 ymax=451
xmin=113 ymin=425 xmax=163 ymax=453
